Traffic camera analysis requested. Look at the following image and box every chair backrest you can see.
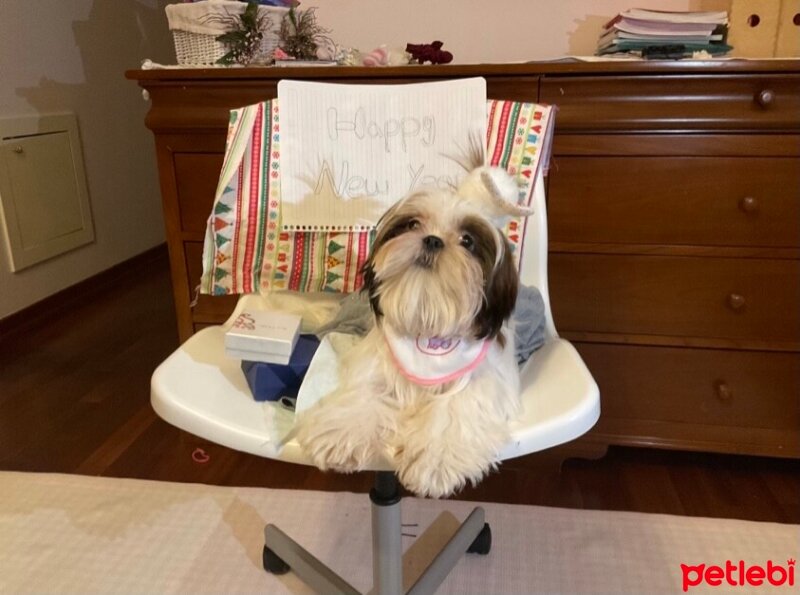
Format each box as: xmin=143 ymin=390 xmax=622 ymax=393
xmin=517 ymin=174 xmax=557 ymax=340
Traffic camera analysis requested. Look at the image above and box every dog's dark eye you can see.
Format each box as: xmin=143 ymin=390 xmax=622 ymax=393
xmin=459 ymin=234 xmax=475 ymax=252
xmin=384 ymin=217 xmax=421 ymax=241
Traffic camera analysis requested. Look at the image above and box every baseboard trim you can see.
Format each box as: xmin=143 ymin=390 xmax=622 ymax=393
xmin=0 ymin=243 xmax=168 ymax=341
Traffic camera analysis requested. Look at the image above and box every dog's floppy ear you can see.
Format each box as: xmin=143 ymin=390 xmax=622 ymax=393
xmin=361 ymin=255 xmax=382 ymax=319
xmin=458 ymin=166 xmax=534 ymax=225
xmin=473 ymin=237 xmax=518 ymax=342
xmin=360 ymin=199 xmax=406 ymax=319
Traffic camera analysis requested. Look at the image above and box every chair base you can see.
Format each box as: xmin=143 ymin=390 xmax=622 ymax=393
xmin=263 ymin=472 xmax=487 ymax=595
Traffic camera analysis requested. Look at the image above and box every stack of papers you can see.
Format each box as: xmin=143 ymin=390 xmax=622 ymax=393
xmin=597 ymin=9 xmax=731 ymax=58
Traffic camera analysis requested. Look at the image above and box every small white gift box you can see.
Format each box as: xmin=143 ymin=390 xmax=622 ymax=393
xmin=224 ymin=310 xmax=301 ymax=365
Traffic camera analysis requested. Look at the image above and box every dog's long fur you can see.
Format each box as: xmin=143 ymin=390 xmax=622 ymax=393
xmin=295 ymin=168 xmax=524 ymax=498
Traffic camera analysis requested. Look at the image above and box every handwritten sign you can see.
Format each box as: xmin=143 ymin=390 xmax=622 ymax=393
xmin=278 ymin=78 xmax=487 ymax=231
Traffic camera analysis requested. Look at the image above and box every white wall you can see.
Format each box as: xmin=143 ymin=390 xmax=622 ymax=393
xmin=316 ymin=0 xmax=702 ymax=64
xmin=0 ymin=0 xmax=173 ymax=319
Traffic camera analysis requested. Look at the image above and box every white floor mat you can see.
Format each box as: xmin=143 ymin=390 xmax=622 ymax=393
xmin=0 ymin=472 xmax=796 ymax=594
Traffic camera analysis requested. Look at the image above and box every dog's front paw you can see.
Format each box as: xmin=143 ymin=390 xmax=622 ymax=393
xmin=294 ymin=407 xmax=380 ymax=473
xmin=396 ymin=443 xmax=492 ymax=499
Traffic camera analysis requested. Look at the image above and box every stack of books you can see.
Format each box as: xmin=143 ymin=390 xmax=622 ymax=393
xmin=598 ymin=8 xmax=731 ymax=58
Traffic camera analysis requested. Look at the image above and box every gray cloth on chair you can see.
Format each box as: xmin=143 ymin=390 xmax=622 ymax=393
xmin=316 ymin=292 xmax=374 ymax=338
xmin=316 ymin=285 xmax=546 ymax=366
xmin=512 ymin=284 xmax=546 ymax=365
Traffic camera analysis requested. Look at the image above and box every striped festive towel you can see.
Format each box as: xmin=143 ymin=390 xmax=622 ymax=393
xmin=201 ymin=99 xmax=555 ymax=296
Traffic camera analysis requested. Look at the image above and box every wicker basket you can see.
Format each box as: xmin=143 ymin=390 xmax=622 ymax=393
xmin=173 ymin=29 xmax=228 ymax=65
xmin=167 ymin=2 xmax=288 ymax=66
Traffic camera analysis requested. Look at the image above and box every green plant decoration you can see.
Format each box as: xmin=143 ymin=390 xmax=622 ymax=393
xmin=212 ymin=1 xmax=271 ymax=66
xmin=279 ymin=7 xmax=329 ymax=60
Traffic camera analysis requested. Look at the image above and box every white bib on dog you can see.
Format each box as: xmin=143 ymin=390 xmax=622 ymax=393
xmin=383 ymin=324 xmax=490 ymax=386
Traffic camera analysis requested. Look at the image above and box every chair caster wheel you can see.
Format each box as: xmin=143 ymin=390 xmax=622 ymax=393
xmin=263 ymin=545 xmax=290 ymax=574
xmin=467 ymin=523 xmax=492 ymax=555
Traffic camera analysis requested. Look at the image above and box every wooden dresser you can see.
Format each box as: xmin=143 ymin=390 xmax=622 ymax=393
xmin=128 ymin=61 xmax=800 ymax=459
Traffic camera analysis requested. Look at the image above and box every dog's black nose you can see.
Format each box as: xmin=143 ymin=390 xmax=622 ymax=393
xmin=422 ymin=235 xmax=444 ymax=252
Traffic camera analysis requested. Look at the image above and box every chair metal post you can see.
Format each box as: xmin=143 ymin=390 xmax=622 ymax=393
xmin=263 ymin=471 xmax=489 ymax=595
xmin=370 ymin=472 xmax=404 ymax=595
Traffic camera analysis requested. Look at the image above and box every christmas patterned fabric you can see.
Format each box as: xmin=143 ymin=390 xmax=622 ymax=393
xmin=200 ymin=99 xmax=555 ymax=295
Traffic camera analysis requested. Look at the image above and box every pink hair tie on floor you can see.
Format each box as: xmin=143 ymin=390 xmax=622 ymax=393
xmin=192 ymin=448 xmax=210 ymax=464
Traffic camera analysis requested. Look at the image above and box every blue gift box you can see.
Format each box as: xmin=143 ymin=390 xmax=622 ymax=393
xmin=241 ymin=335 xmax=321 ymax=402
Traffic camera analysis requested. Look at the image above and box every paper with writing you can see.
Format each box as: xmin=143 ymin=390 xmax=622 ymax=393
xmin=277 ymin=78 xmax=487 ymax=231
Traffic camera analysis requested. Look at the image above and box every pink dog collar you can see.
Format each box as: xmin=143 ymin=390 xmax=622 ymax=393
xmin=384 ymin=324 xmax=490 ymax=386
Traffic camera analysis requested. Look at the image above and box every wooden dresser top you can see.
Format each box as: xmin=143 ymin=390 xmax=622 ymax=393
xmin=127 ymin=59 xmax=800 ymax=83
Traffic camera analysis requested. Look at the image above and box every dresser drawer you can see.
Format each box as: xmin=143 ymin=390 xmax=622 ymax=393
xmin=577 ymin=342 xmax=800 ymax=432
xmin=550 ymin=254 xmax=800 ymax=345
xmin=548 ymin=157 xmax=800 ymax=248
xmin=174 ymin=152 xmax=224 ymax=233
xmin=185 ymin=241 xmax=205 ymax=291
xmin=540 ymin=75 xmax=800 ymax=131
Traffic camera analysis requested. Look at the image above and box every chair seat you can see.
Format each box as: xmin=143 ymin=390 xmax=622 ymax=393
xmin=151 ymin=322 xmax=600 ymax=469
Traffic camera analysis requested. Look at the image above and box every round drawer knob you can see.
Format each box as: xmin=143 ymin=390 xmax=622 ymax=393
xmin=715 ymin=381 xmax=733 ymax=402
xmin=755 ymin=89 xmax=775 ymax=107
xmin=12 ymin=146 xmax=23 ymax=154
xmin=727 ymin=293 xmax=746 ymax=310
xmin=739 ymin=196 xmax=759 ymax=213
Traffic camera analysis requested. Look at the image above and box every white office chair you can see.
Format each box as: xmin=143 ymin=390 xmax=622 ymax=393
xmin=151 ymin=173 xmax=600 ymax=594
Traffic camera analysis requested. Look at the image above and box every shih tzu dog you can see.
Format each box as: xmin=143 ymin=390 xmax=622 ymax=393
xmin=295 ymin=166 xmax=533 ymax=498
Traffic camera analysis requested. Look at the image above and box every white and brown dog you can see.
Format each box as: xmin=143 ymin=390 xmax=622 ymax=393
xmin=295 ymin=166 xmax=532 ymax=498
